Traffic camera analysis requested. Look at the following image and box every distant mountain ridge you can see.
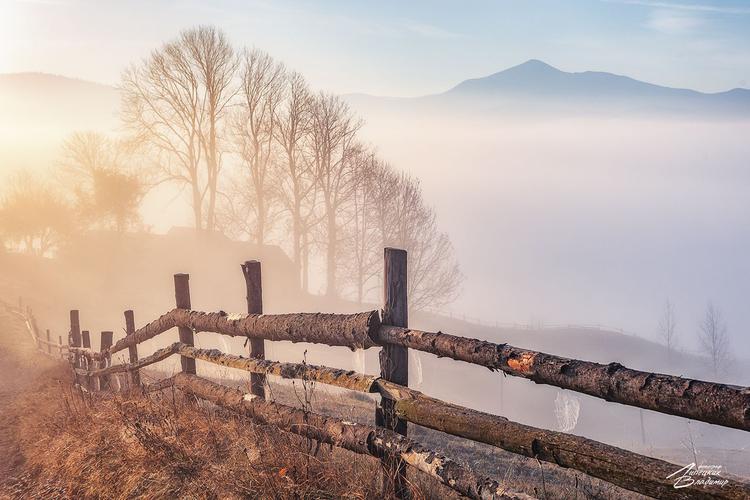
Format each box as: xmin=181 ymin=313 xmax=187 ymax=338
xmin=349 ymin=59 xmax=750 ymax=117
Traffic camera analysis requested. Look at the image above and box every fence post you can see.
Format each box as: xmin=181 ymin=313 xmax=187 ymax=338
xmin=378 ymin=248 xmax=409 ymax=497
xmin=46 ymin=329 xmax=52 ymax=355
xmin=124 ymin=310 xmax=140 ymax=389
xmin=99 ymin=331 xmax=113 ymax=391
xmin=69 ymin=310 xmax=81 ymax=384
xmin=174 ymin=274 xmax=196 ymax=374
xmin=58 ymin=335 xmax=63 ymax=359
xmin=241 ymin=260 xmax=265 ymax=398
xmin=80 ymin=330 xmax=92 ymax=389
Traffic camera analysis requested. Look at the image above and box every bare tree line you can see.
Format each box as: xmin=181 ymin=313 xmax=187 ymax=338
xmin=0 ymin=26 xmax=462 ymax=309
xmin=657 ymin=299 xmax=733 ymax=377
xmin=121 ymin=26 xmax=461 ymax=307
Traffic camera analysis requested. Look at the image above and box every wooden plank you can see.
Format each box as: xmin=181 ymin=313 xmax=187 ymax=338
xmin=174 ymin=273 xmax=196 ymax=375
xmin=242 ymin=260 xmax=265 ymax=398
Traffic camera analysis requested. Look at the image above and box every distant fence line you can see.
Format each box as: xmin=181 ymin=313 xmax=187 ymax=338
xmin=10 ymin=248 xmax=750 ymax=500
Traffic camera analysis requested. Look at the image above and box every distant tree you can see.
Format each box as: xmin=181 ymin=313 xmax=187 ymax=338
xmin=122 ymin=26 xmax=238 ymax=231
xmin=658 ymin=299 xmax=678 ymax=362
xmin=698 ymin=302 xmax=732 ymax=377
xmin=230 ymin=48 xmax=286 ymax=245
xmin=274 ymin=72 xmax=318 ymax=291
xmin=342 ymin=149 xmax=381 ymax=303
xmin=0 ymin=171 xmax=74 ymax=255
xmin=60 ymin=131 xmax=145 ymax=232
xmin=341 ymin=160 xmax=463 ymax=310
xmin=386 ymin=172 xmax=463 ymax=311
xmin=309 ymin=93 xmax=361 ymax=297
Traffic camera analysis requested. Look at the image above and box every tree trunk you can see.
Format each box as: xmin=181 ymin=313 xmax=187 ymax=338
xmin=325 ymin=209 xmax=337 ymax=297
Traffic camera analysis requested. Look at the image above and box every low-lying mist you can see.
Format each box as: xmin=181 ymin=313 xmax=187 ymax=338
xmin=349 ymin=105 xmax=750 ymax=363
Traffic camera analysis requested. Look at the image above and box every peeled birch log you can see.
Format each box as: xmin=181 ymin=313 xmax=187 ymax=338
xmin=109 ymin=309 xmax=379 ymax=355
xmin=375 ymin=326 xmax=750 ymax=431
xmin=376 ymin=380 xmax=750 ymax=500
xmin=153 ymin=373 xmax=529 ymax=499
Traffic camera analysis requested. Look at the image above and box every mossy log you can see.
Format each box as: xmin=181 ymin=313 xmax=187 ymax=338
xmin=156 ymin=373 xmax=530 ymax=500
xmin=375 ymin=326 xmax=750 ymax=431
xmin=179 ymin=345 xmax=378 ymax=392
xmin=376 ymin=380 xmax=750 ymax=500
xmin=109 ymin=309 xmax=379 ymax=355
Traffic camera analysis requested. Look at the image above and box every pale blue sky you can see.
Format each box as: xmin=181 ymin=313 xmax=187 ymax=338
xmin=2 ymin=0 xmax=749 ymax=95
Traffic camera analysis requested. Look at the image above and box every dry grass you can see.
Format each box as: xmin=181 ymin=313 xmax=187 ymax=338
xmin=0 ymin=366 xmax=423 ymax=499
xmin=0 ymin=304 xmax=428 ymax=499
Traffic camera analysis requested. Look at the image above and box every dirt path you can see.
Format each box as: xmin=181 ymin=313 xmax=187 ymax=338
xmin=0 ymin=304 xmax=61 ymax=487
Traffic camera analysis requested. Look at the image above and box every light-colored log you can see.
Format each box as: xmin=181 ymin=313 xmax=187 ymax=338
xmin=159 ymin=373 xmax=529 ymax=500
xmin=109 ymin=308 xmax=379 ymax=355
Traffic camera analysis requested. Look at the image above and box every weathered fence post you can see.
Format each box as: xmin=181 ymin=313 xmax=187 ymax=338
xmin=241 ymin=260 xmax=265 ymax=398
xmin=46 ymin=329 xmax=52 ymax=355
xmin=174 ymin=274 xmax=196 ymax=374
xmin=99 ymin=331 xmax=113 ymax=390
xmin=81 ymin=330 xmax=92 ymax=389
xmin=69 ymin=310 xmax=81 ymax=384
xmin=82 ymin=330 xmax=91 ymax=349
xmin=58 ymin=335 xmax=63 ymax=359
xmin=124 ymin=310 xmax=140 ymax=389
xmin=378 ymin=248 xmax=409 ymax=497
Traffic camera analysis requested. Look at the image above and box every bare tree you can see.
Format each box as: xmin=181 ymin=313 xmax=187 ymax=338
xmin=274 ymin=71 xmax=318 ymax=290
xmin=384 ymin=172 xmax=463 ymax=310
xmin=341 ymin=160 xmax=463 ymax=310
xmin=309 ymin=93 xmax=361 ymax=297
xmin=658 ymin=299 xmax=677 ymax=362
xmin=0 ymin=171 xmax=74 ymax=255
xmin=59 ymin=132 xmax=145 ymax=232
xmin=342 ymin=149 xmax=381 ymax=303
xmin=227 ymin=48 xmax=287 ymax=245
xmin=121 ymin=26 xmax=237 ymax=231
xmin=698 ymin=302 xmax=732 ymax=377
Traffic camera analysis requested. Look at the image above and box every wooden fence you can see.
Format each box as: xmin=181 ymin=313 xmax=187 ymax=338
xmin=12 ymin=248 xmax=750 ymax=500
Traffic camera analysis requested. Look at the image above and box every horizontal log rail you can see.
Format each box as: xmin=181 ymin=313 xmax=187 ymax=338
xmin=76 ymin=343 xmax=378 ymax=393
xmin=150 ymin=373 xmax=530 ymax=500
xmin=376 ymin=381 xmax=750 ymax=500
xmin=108 ymin=308 xmax=379 ymax=355
xmin=71 ymin=345 xmax=750 ymax=499
xmin=375 ymin=326 xmax=750 ymax=432
xmin=72 ymin=307 xmax=750 ymax=431
xmin=25 ymin=246 xmax=750 ymax=499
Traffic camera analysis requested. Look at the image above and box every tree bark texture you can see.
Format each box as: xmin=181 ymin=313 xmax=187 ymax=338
xmin=375 ymin=326 xmax=750 ymax=431
xmin=108 ymin=309 xmax=380 ymax=355
xmin=159 ymin=373 xmax=530 ymax=500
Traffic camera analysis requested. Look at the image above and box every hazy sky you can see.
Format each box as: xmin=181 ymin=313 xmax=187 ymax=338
xmin=2 ymin=0 xmax=749 ymax=95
